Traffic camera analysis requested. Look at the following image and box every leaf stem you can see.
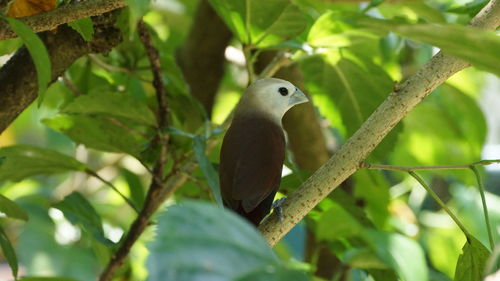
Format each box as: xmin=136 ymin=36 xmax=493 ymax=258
xmin=86 ymin=169 xmax=139 ymax=214
xmin=243 ymin=45 xmax=256 ymax=84
xmin=258 ymin=51 xmax=292 ymax=79
xmin=408 ymin=171 xmax=471 ymax=240
xmin=361 ymin=160 xmax=500 ymax=172
xmin=470 ymin=165 xmax=495 ymax=250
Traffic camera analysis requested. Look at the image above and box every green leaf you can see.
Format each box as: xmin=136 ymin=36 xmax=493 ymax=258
xmin=308 ymin=11 xmax=379 ymax=48
xmin=362 ymin=230 xmax=428 ymax=281
xmin=208 ymin=0 xmax=308 ymax=46
xmin=18 ymin=277 xmax=80 ymax=281
xmin=43 ymin=115 xmax=148 ymax=158
xmin=344 ymin=248 xmax=389 ymax=269
xmin=121 ymin=168 xmax=145 ymax=209
xmin=61 ymin=92 xmax=156 ymax=127
xmin=3 ymin=17 xmax=51 ymax=105
xmin=0 ymin=226 xmax=18 ymax=279
xmin=0 ymin=37 xmax=22 ymax=56
xmin=68 ymin=18 xmax=94 ymax=41
xmin=53 ymin=192 xmax=112 ymax=245
xmin=0 ymin=194 xmax=29 ymax=221
xmin=360 ymin=19 xmax=500 ymax=76
xmin=316 ymin=201 xmax=362 ymax=241
xmin=368 ymin=269 xmax=399 ymax=281
xmin=193 ymin=136 xmax=223 ymax=206
xmin=235 ymin=268 xmax=310 ymax=281
xmin=353 ymin=170 xmax=390 ymax=228
xmin=454 ymin=236 xmax=490 ymax=281
xmin=447 ymin=0 xmax=488 ymax=17
xmin=125 ymin=0 xmax=150 ymax=33
xmin=0 ymin=145 xmax=87 ymax=182
xmin=300 ymin=49 xmax=402 ymax=161
xmin=147 ymin=201 xmax=289 ymax=281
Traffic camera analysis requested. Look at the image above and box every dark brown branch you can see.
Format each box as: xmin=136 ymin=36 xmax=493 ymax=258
xmin=0 ymin=0 xmax=126 ymax=41
xmin=0 ymin=12 xmax=122 ymax=134
xmin=137 ymin=20 xmax=169 ymax=129
xmin=98 ymin=19 xmax=174 ymax=281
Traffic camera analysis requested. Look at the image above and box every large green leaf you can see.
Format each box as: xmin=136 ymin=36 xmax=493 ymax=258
xmin=17 ymin=199 xmax=100 ymax=280
xmin=316 ymin=201 xmax=363 ymax=241
xmin=454 ymin=236 xmax=490 ymax=281
xmin=43 ymin=115 xmax=148 ymax=157
xmin=235 ymin=268 xmax=310 ymax=281
xmin=360 ymin=19 xmax=500 ymax=76
xmin=208 ymin=0 xmax=308 ymax=46
xmin=125 ymin=0 xmax=150 ymax=32
xmin=300 ymin=49 xmax=402 ymax=161
xmin=53 ymin=192 xmax=112 ymax=245
xmin=362 ymin=230 xmax=428 ymax=281
xmin=0 ymin=145 xmax=87 ymax=182
xmin=18 ymin=277 xmax=80 ymax=281
xmin=193 ymin=136 xmax=222 ymax=206
xmin=0 ymin=194 xmax=29 ymax=221
xmin=3 ymin=17 xmax=51 ymax=105
xmin=121 ymin=168 xmax=145 ymax=209
xmin=353 ymin=170 xmax=390 ymax=228
xmin=0 ymin=226 xmax=18 ymax=279
xmin=308 ymin=11 xmax=379 ymax=48
xmin=147 ymin=201 xmax=305 ymax=281
xmin=68 ymin=18 xmax=94 ymax=42
xmin=61 ymin=92 xmax=156 ymax=127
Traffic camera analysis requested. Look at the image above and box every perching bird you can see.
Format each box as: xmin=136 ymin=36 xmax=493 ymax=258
xmin=219 ymin=78 xmax=308 ymax=226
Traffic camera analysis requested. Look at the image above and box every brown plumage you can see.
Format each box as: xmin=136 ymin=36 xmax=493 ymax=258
xmin=219 ymin=78 xmax=308 ymax=225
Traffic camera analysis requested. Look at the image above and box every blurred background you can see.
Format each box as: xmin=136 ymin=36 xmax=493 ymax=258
xmin=0 ymin=0 xmax=499 ymax=280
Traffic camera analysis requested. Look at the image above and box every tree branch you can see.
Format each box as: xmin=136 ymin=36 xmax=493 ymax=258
xmin=98 ymin=19 xmax=176 ymax=281
xmin=0 ymin=0 xmax=125 ymax=41
xmin=0 ymin=12 xmax=122 ymax=134
xmin=258 ymin=0 xmax=500 ymax=246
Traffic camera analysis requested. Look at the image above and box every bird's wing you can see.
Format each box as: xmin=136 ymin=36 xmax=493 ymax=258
xmin=219 ymin=115 xmax=285 ymax=213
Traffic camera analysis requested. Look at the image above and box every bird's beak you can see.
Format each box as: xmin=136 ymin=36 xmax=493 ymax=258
xmin=289 ymin=88 xmax=309 ymax=106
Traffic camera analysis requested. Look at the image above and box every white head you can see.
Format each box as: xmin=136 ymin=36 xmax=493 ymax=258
xmin=235 ymin=78 xmax=309 ymax=125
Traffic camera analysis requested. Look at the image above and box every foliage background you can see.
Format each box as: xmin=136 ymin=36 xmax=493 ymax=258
xmin=0 ymin=0 xmax=499 ymax=280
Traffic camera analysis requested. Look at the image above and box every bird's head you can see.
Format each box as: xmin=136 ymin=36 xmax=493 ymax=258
xmin=236 ymin=78 xmax=309 ymax=125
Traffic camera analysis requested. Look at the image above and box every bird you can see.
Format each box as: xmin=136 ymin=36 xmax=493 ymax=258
xmin=219 ymin=78 xmax=308 ymax=226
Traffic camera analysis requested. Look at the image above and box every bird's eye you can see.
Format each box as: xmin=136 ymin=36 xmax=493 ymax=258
xmin=278 ymin=87 xmax=288 ymax=96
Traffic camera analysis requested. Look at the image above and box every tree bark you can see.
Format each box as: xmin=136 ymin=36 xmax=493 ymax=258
xmin=0 ymin=0 xmax=125 ymax=40
xmin=0 ymin=13 xmax=122 ymax=134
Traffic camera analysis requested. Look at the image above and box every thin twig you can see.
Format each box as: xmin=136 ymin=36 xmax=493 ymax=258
xmin=61 ymin=75 xmax=81 ymax=96
xmin=408 ymin=171 xmax=472 ymax=240
xmin=98 ymin=20 xmax=172 ymax=281
xmin=243 ymin=45 xmax=256 ymax=84
xmin=361 ymin=160 xmax=500 ymax=172
xmin=363 ymin=160 xmax=497 ymax=248
xmin=470 ymin=166 xmax=495 ymax=250
xmin=88 ymin=54 xmax=132 ymax=74
xmin=88 ymin=55 xmax=152 ymax=83
xmin=258 ymin=51 xmax=292 ymax=79
xmin=85 ymin=169 xmax=139 ymax=213
xmin=138 ymin=21 xmax=169 ymax=129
